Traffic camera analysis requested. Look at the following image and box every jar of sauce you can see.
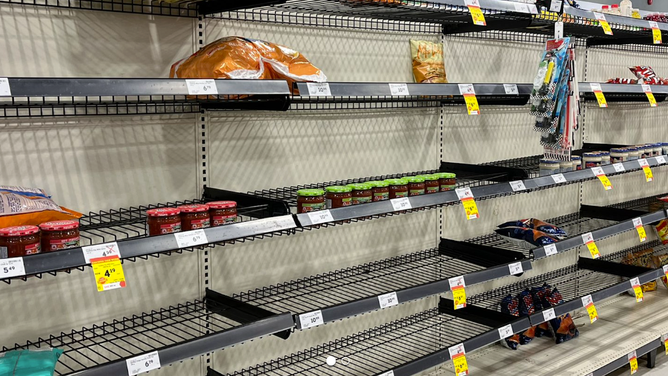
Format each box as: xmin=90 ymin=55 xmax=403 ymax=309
xmin=178 ymin=204 xmax=210 ymax=231
xmin=39 ymin=220 xmax=80 ymax=252
xmin=610 ymin=148 xmax=628 ymax=163
xmin=652 ymin=143 xmax=663 ymax=157
xmin=367 ymin=181 xmax=390 ymax=202
xmin=540 ymin=159 xmax=560 ymax=176
xmin=419 ymin=175 xmax=440 ymax=194
xmin=384 ymin=178 xmax=409 ymax=199
xmin=435 ymin=173 xmax=457 ymax=192
xmin=146 ymin=208 xmax=182 ymax=236
xmin=346 ymin=183 xmax=373 ymax=205
xmin=405 ymin=176 xmax=426 ymax=196
xmin=325 ymin=186 xmax=353 ymax=208
xmin=297 ymin=189 xmax=326 ymax=213
xmin=571 ymin=155 xmax=582 ymax=170
xmin=209 ymin=201 xmax=237 ymax=226
xmin=583 ymin=153 xmax=601 ymax=168
xmin=0 ymin=225 xmax=41 ymax=258
xmin=627 ymin=147 xmax=640 ymax=161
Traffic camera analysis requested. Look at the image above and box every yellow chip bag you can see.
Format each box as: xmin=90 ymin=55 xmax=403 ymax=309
xmin=410 ymin=40 xmax=447 ymax=84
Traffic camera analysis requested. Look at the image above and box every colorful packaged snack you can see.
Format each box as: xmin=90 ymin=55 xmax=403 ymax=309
xmin=0 ymin=191 xmax=81 ymax=228
xmin=653 ymin=254 xmax=668 ymax=288
xmin=495 ymin=227 xmax=559 ymax=247
xmin=622 ymin=249 xmax=658 ymax=292
xmin=500 ymin=295 xmax=521 ymax=350
xmin=410 ymin=40 xmax=447 ymax=84
xmin=541 ymin=287 xmax=579 ymax=344
xmin=629 ymin=66 xmax=660 ymax=84
xmin=656 ymin=220 xmax=668 ymax=245
xmin=531 ymin=284 xmax=552 ymax=337
xmin=517 ymin=289 xmax=537 ymax=343
xmin=498 ymin=218 xmax=567 ymax=239
xmin=0 ymin=186 xmax=50 ymax=199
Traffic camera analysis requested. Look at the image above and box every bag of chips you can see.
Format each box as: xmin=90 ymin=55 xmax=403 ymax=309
xmin=622 ymin=249 xmax=658 ymax=292
xmin=629 ymin=66 xmax=662 ymax=85
xmin=530 ymin=284 xmax=552 ymax=337
xmin=0 ymin=188 xmax=81 ymax=228
xmin=656 ymin=220 xmax=668 ymax=245
xmin=410 ymin=40 xmax=447 ymax=84
xmin=498 ymin=218 xmax=567 ymax=239
xmin=540 ymin=287 xmax=578 ymax=344
xmin=517 ymin=289 xmax=537 ymax=343
xmin=500 ymin=295 xmax=522 ymax=349
xmin=495 ymin=227 xmax=559 ymax=247
xmin=653 ymin=254 xmax=668 ymax=288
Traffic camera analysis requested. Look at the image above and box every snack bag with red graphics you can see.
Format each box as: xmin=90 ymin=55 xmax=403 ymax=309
xmin=518 ymin=289 xmax=537 ymax=343
xmin=531 ymin=284 xmax=552 ymax=337
xmin=629 ymin=66 xmax=661 ymax=84
xmin=500 ymin=295 xmax=522 ymax=349
xmin=541 ymin=287 xmax=579 ymax=344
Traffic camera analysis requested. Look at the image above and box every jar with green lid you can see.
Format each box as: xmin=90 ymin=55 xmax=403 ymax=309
xmin=367 ymin=180 xmax=390 ymax=202
xmin=418 ymin=175 xmax=440 ymax=194
xmin=434 ymin=172 xmax=457 ymax=192
xmin=296 ymin=189 xmax=325 ymax=214
xmin=325 ymin=186 xmax=353 ymax=209
xmin=384 ymin=178 xmax=409 ymax=199
xmin=404 ymin=176 xmax=426 ymax=196
xmin=346 ymin=183 xmax=373 ymax=205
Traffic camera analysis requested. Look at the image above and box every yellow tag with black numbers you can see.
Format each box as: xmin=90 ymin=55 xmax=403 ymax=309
xmin=452 ymin=353 xmax=469 ymax=376
xmin=600 ymin=20 xmax=613 ymax=35
xmin=468 ymin=6 xmax=486 ymax=26
xmin=629 ymin=353 xmax=638 ymax=375
xmin=453 ymin=286 xmax=467 ymax=310
xmin=643 ymin=166 xmax=654 ymax=182
xmin=637 ymin=226 xmax=647 ymax=242
xmin=464 ymin=94 xmax=480 ymax=115
xmin=462 ymin=198 xmax=480 ymax=220
xmin=587 ymin=241 xmax=601 ymax=259
xmin=598 ymin=174 xmax=612 ymax=190
xmin=586 ymin=303 xmax=598 ymax=323
xmin=594 ymin=91 xmax=607 ymax=107
xmin=633 ymin=286 xmax=644 ymax=303
xmin=654 ymin=28 xmax=662 ymax=44
xmin=92 ymin=256 xmax=126 ymax=292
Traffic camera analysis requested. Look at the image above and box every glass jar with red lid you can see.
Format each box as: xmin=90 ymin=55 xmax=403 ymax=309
xmin=146 ymin=208 xmax=182 ymax=236
xmin=178 ymin=204 xmax=211 ymax=231
xmin=209 ymin=201 xmax=237 ymax=227
xmin=39 ymin=220 xmax=80 ymax=252
xmin=384 ymin=178 xmax=408 ymax=199
xmin=0 ymin=225 xmax=41 ymax=258
xmin=405 ymin=176 xmax=426 ymax=196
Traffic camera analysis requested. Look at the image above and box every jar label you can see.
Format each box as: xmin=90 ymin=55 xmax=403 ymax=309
xmin=342 ymin=198 xmax=352 ymax=206
xmin=48 ymin=237 xmax=80 ymax=251
xmin=300 ymin=202 xmax=326 ymax=213
xmin=373 ymin=192 xmax=389 ymax=201
xmin=409 ymin=190 xmax=425 ymax=196
xmin=441 ymin=186 xmax=456 ymax=192
xmin=353 ymin=197 xmax=372 ymax=205
xmin=189 ymin=218 xmax=210 ymax=229
xmin=25 ymin=242 xmax=40 ymax=255
xmin=160 ymin=222 xmax=181 ymax=234
xmin=585 ymin=162 xmax=599 ymax=168
xmin=0 ymin=246 xmax=6 ymax=259
xmin=213 ymin=215 xmax=237 ymax=226
xmin=426 ymin=186 xmax=439 ymax=194
xmin=394 ymin=191 xmax=409 ymax=198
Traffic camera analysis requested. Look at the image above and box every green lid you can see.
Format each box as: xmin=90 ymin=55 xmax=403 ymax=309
xmin=325 ymin=185 xmax=352 ymax=193
xmin=346 ymin=183 xmax=373 ymax=191
xmin=434 ymin=172 xmax=456 ymax=179
xmin=418 ymin=174 xmax=439 ymax=181
xmin=367 ymin=180 xmax=390 ymax=188
xmin=384 ymin=178 xmax=408 ymax=186
xmin=404 ymin=176 xmax=426 ymax=183
xmin=297 ymin=188 xmax=325 ymax=197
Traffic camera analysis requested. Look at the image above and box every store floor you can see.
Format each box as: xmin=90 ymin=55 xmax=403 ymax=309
xmin=609 ymin=349 xmax=668 ymax=376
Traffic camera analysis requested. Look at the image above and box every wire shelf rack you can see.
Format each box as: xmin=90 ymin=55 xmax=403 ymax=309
xmin=0 ymin=0 xmax=197 ymax=17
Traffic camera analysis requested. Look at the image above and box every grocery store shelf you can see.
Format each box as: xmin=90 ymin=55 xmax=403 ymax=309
xmin=1 ymin=187 xmax=296 ymax=283
xmin=2 ymin=289 xmax=295 ymax=376
xmin=0 ymin=0 xmax=198 ymax=17
xmin=580 ymin=82 xmax=668 ymax=103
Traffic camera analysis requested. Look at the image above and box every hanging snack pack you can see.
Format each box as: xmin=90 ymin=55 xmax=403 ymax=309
xmin=495 ymin=227 xmax=559 ymax=247
xmin=530 ymin=284 xmax=552 ymax=337
xmin=653 ymin=254 xmax=668 ymax=288
xmin=541 ymin=286 xmax=579 ymax=344
xmin=517 ymin=289 xmax=537 ymax=343
xmin=498 ymin=218 xmax=567 ymax=239
xmin=0 ymin=187 xmax=81 ymax=228
xmin=500 ymin=295 xmax=522 ymax=349
xmin=656 ymin=220 xmax=668 ymax=245
xmin=622 ymin=249 xmax=658 ymax=292
xmin=410 ymin=40 xmax=447 ymax=84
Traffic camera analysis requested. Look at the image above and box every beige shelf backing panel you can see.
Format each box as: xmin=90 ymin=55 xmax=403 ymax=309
xmin=585 ymin=103 xmax=668 ymax=147
xmin=581 ymin=166 xmax=668 ymax=208
xmin=585 ymin=48 xmax=668 ymax=84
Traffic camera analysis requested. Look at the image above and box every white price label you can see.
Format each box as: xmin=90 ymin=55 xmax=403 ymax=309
xmin=508 ymin=262 xmax=524 ymax=275
xmin=639 ymin=158 xmax=649 ymax=167
xmin=527 ymin=4 xmax=538 ymax=14
xmin=590 ymin=83 xmax=603 ymax=92
xmin=0 ymin=78 xmax=10 ymax=96
xmin=458 ymin=83 xmax=476 ymax=96
xmin=630 ymin=277 xmax=641 ymax=287
xmin=657 ymin=156 xmax=667 ymax=164
xmin=0 ymin=257 xmax=25 ymax=278
xmin=126 ymin=351 xmax=161 ymax=376
xmin=542 ymin=308 xmax=556 ymax=322
xmin=663 ymin=265 xmax=668 ymax=275
xmin=591 ymin=167 xmax=605 ymax=176
xmin=389 ymin=83 xmax=410 ymax=96
xmin=581 ymin=294 xmax=594 ymax=307
xmin=613 ymin=163 xmax=626 ymax=173
xmin=306 ymin=82 xmax=332 ymax=96
xmin=549 ymin=0 xmax=562 ymax=12
xmin=299 ymin=310 xmax=324 ymax=329
xmin=513 ymin=2 xmax=529 ymax=13
xmin=629 ymin=350 xmax=637 ymax=361
xmin=498 ymin=324 xmax=514 ymax=339
xmin=185 ymin=79 xmax=218 ymax=95
xmin=378 ymin=372 xmax=395 ymax=376
xmin=593 ymin=12 xmax=607 ymax=22
xmin=650 ymin=21 xmax=660 ymax=29
xmin=551 ymin=174 xmax=567 ymax=184
xmin=82 ymin=242 xmax=121 ymax=263
xmin=503 ymin=84 xmax=519 ymax=95
xmin=174 ymin=229 xmax=208 ymax=248
xmin=448 ymin=275 xmax=466 ymax=289
xmin=455 ymin=187 xmax=474 ymax=200
xmin=633 ymin=218 xmax=643 ymax=228
xmin=391 ymin=197 xmax=412 ymax=211
xmin=642 ymin=84 xmax=653 ymax=93
xmin=509 ymin=180 xmax=526 ymax=192
xmin=582 ymin=232 xmax=594 ymax=244
xmin=464 ymin=0 xmax=480 ymax=6
xmin=448 ymin=343 xmax=466 ymax=358
xmin=378 ymin=292 xmax=399 ymax=309
xmin=307 ymin=210 xmax=334 ymax=225
xmin=544 ymin=243 xmax=558 ymax=257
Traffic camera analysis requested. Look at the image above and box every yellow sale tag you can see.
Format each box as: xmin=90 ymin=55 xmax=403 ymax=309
xmin=600 ymin=20 xmax=613 ymax=35
xmin=646 ymin=92 xmax=657 ymax=107
xmin=587 ymin=241 xmax=601 ymax=259
xmin=462 ymin=198 xmax=480 ymax=220
xmin=653 ymin=28 xmax=662 ymax=44
xmin=637 ymin=226 xmax=647 ymax=242
xmin=586 ymin=303 xmax=598 ymax=323
xmin=452 ymin=354 xmax=469 ymax=376
xmin=665 ymin=338 xmax=668 ymax=356
xmin=630 ymin=355 xmax=638 ymax=374
xmin=92 ymin=256 xmax=126 ymax=292
xmin=643 ymin=166 xmax=653 ymax=182
xmin=468 ymin=6 xmax=486 ymax=26
xmin=633 ymin=286 xmax=644 ymax=303
xmin=594 ymin=91 xmax=607 ymax=107
xmin=464 ymin=94 xmax=480 ymax=115
xmin=597 ymin=175 xmax=612 ymax=190
xmin=453 ymin=286 xmax=467 ymax=310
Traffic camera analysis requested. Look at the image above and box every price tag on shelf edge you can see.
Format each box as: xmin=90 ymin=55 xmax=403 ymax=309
xmin=629 ymin=351 xmax=639 ymax=375
xmin=593 ymin=12 xmax=613 ymax=35
xmin=509 ymin=180 xmax=526 ymax=192
xmin=299 ymin=310 xmax=324 ymax=329
xmin=542 ymin=308 xmax=556 ymax=322
xmin=663 ymin=265 xmax=668 ymax=281
xmin=551 ymin=173 xmax=567 ymax=184
xmin=591 ymin=167 xmax=613 ymax=191
xmin=549 ymin=0 xmax=562 ymax=12
xmin=503 ymin=84 xmax=519 ymax=95
xmin=642 ymin=84 xmax=658 ymax=107
xmin=449 ymin=276 xmax=467 ymax=310
xmin=0 ymin=78 xmax=10 ymax=96
xmin=185 ymin=79 xmax=218 ymax=96
xmin=589 ymin=83 xmax=608 ymax=108
xmin=389 ymin=83 xmax=410 ymax=96
xmin=379 ymin=372 xmax=395 ymax=376
xmin=632 ymin=217 xmax=647 ymax=243
xmin=498 ymin=324 xmax=514 ymax=339
xmin=657 ymin=155 xmax=667 ymax=165
xmin=378 ymin=292 xmax=399 ymax=309
xmin=513 ymin=2 xmax=529 ymax=13
xmin=464 ymin=0 xmax=486 ymax=26
xmin=306 ymin=82 xmax=332 ymax=97
xmin=582 ymin=232 xmax=601 ymax=259
xmin=448 ymin=344 xmax=469 ymax=376
xmin=581 ymin=295 xmax=598 ymax=324
xmin=307 ymin=210 xmax=334 ymax=225
xmin=638 ymin=159 xmax=654 ymax=182
xmin=456 ymin=188 xmax=480 ymax=220
xmin=509 ymin=262 xmax=523 ymax=276
xmin=91 ymin=255 xmax=126 ymax=292
xmin=544 ymin=243 xmax=558 ymax=257
xmin=649 ymin=21 xmax=662 ymax=44
xmin=0 ymin=257 xmax=25 ymax=279
xmin=630 ymin=277 xmax=643 ymax=303
xmin=663 ymin=333 xmax=668 ymax=356
xmin=82 ymin=242 xmax=121 ymax=264
xmin=391 ymin=197 xmax=412 ymax=212
xmin=174 ymin=229 xmax=208 ymax=249
xmin=613 ymin=163 xmax=626 ymax=173
xmin=126 ymin=351 xmax=161 ymax=376
xmin=458 ymin=84 xmax=480 ymax=115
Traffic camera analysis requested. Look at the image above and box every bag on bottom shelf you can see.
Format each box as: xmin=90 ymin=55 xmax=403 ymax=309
xmin=500 ymin=295 xmax=524 ymax=349
xmin=622 ymin=249 xmax=658 ymax=292
xmin=518 ymin=289 xmax=538 ymax=342
xmin=653 ymin=254 xmax=668 ymax=288
xmin=541 ymin=285 xmax=579 ymax=344
xmin=0 ymin=188 xmax=82 ymax=228
xmin=530 ymin=284 xmax=553 ymax=338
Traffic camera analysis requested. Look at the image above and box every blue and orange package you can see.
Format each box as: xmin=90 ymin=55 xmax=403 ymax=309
xmin=498 ymin=218 xmax=567 ymax=239
xmin=517 ymin=289 xmax=537 ymax=343
xmin=495 ymin=227 xmax=559 ymax=247
xmin=500 ymin=295 xmax=522 ymax=349
xmin=530 ymin=284 xmax=552 ymax=337
xmin=541 ymin=287 xmax=579 ymax=344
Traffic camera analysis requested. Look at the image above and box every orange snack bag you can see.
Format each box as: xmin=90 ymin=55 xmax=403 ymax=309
xmin=410 ymin=40 xmax=447 ymax=84
xmin=0 ymin=190 xmax=82 ymax=228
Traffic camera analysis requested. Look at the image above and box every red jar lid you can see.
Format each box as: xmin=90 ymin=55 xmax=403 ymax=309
xmin=0 ymin=225 xmax=40 ymax=236
xmin=178 ymin=204 xmax=210 ymax=213
xmin=39 ymin=220 xmax=80 ymax=231
xmin=208 ymin=201 xmax=237 ymax=209
xmin=147 ymin=208 xmax=181 ymax=217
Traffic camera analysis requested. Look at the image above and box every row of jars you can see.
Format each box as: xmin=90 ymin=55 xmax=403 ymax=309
xmin=146 ymin=201 xmax=237 ymax=236
xmin=296 ymin=173 xmax=457 ymax=213
xmin=0 ymin=220 xmax=81 ymax=258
